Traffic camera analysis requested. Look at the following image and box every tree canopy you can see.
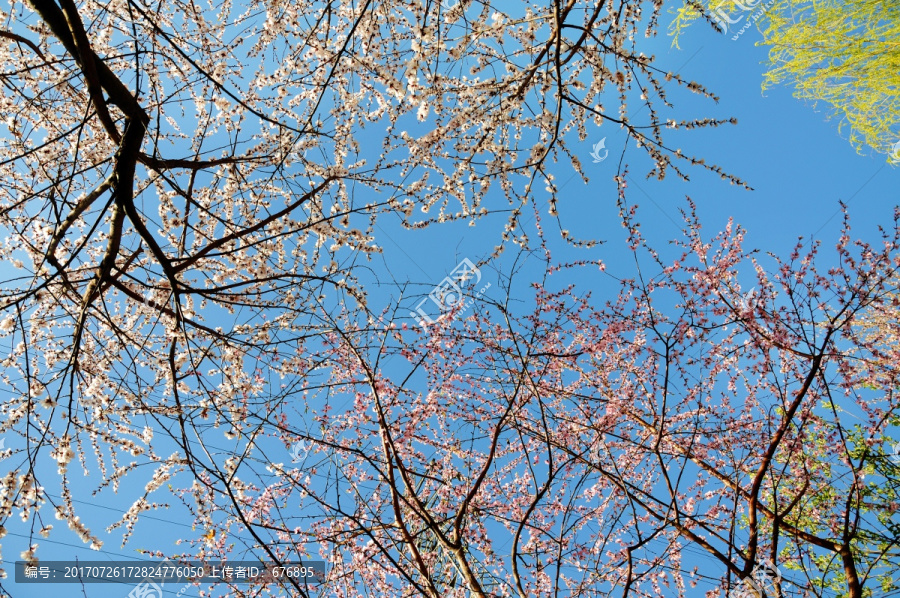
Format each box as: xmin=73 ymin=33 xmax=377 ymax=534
xmin=670 ymin=0 xmax=900 ymax=161
xmin=0 ymin=0 xmax=897 ymax=597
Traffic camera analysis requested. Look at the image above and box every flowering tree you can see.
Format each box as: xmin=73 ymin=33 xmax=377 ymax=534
xmin=0 ymin=0 xmax=740 ymax=572
xmin=131 ymin=203 xmax=897 ymax=598
xmin=0 ymin=0 xmax=897 ymax=596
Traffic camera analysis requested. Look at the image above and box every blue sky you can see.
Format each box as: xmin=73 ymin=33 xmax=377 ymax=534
xmin=1 ymin=4 xmax=899 ymax=597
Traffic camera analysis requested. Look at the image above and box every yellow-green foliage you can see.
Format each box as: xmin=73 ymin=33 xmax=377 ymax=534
xmin=670 ymin=0 xmax=900 ymax=162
